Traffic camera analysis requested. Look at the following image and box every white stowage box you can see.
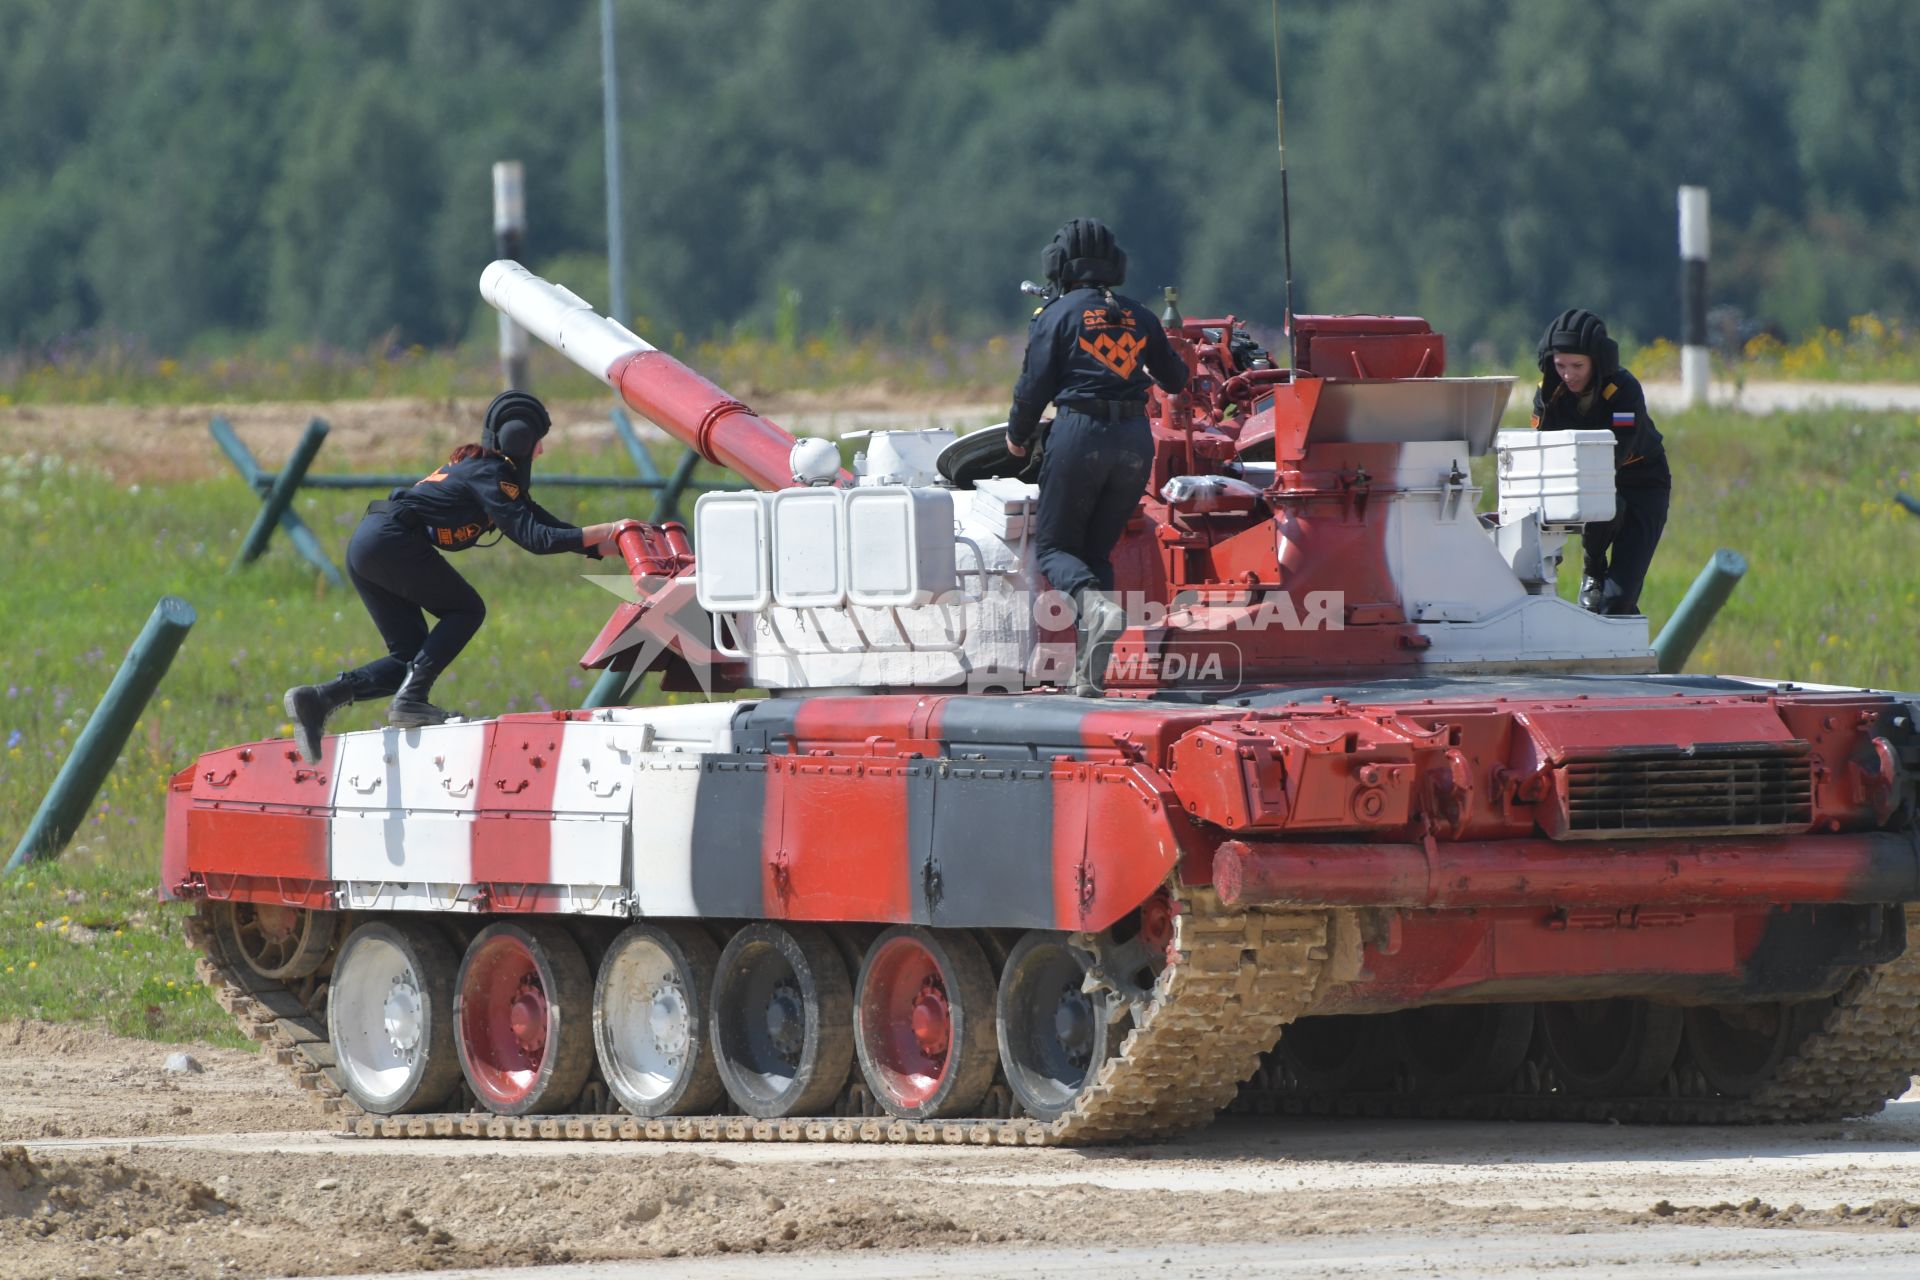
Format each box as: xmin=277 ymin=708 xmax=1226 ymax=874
xmin=694 ymin=492 xmax=772 ymax=611
xmin=969 ymin=476 xmax=1040 ymax=540
xmin=771 ymin=487 xmax=848 ymax=607
xmin=846 ymin=487 xmax=956 ymax=607
xmin=1496 ymin=428 xmax=1616 ymax=526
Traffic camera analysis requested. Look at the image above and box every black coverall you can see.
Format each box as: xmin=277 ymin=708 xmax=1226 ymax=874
xmin=1531 ymin=367 xmax=1671 ymax=615
xmin=1007 ymin=287 xmax=1188 ymax=600
xmin=338 ymin=453 xmax=594 ymax=698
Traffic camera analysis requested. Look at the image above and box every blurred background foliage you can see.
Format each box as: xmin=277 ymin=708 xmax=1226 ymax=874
xmin=2 ymin=0 xmax=1917 ymax=360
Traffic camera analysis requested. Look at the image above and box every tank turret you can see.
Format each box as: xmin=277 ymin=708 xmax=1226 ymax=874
xmin=484 ymin=262 xmax=1647 ymax=696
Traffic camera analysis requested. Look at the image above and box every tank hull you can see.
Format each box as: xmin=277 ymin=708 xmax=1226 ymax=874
xmin=170 ymin=675 xmax=1920 ymax=1141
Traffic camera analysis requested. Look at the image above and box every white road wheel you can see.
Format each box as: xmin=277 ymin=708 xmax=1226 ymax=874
xmin=594 ymin=922 xmax=724 ymax=1117
xmin=327 ymin=921 xmax=463 ymax=1114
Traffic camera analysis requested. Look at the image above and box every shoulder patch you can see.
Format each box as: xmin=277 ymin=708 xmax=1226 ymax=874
xmin=498 ymin=480 xmax=521 ymax=499
xmin=1032 ymin=305 xmax=1045 ymax=318
xmin=1602 ymin=382 xmax=1617 ymax=400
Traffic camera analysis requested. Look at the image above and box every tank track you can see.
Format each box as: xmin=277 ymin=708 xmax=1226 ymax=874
xmin=1234 ymin=905 xmax=1920 ymax=1126
xmin=185 ymin=889 xmax=1331 ymax=1146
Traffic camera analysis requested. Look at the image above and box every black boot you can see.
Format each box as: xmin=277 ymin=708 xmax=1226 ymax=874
xmin=283 ymin=675 xmax=358 ymax=764
xmin=388 ymin=658 xmax=452 ymax=729
xmin=1073 ymin=590 xmax=1126 ymax=698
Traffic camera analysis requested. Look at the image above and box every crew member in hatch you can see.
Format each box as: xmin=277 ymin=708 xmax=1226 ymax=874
xmin=1531 ymin=308 xmax=1671 ymax=615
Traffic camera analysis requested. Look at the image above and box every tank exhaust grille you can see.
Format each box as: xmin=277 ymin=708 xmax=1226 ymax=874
xmin=1551 ymin=742 xmax=1814 ymax=839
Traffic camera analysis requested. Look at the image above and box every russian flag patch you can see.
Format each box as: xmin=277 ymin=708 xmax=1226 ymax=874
xmin=1612 ymin=412 xmax=1636 ymax=428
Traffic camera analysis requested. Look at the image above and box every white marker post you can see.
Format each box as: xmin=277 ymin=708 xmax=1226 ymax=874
xmin=493 ymin=160 xmax=530 ymax=391
xmin=1678 ymin=185 xmax=1709 ymax=408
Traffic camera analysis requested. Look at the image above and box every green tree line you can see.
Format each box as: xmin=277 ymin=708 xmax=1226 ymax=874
xmin=2 ymin=0 xmax=1915 ymax=359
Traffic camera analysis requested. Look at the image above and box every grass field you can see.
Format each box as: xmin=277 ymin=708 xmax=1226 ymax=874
xmin=2 ymin=402 xmax=1918 ymax=1043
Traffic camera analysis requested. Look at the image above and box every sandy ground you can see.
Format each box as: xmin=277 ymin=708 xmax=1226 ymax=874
xmin=6 ymin=1021 xmax=1920 ymax=1279
xmin=5 ymin=378 xmax=1916 ymax=488
xmin=0 ymin=396 xmax=1004 ymax=486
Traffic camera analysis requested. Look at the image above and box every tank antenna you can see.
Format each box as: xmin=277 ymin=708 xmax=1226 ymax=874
xmin=1270 ymin=0 xmax=1296 ymax=351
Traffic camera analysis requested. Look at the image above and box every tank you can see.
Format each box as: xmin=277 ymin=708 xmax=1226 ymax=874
xmin=163 ymin=262 xmax=1920 ymax=1145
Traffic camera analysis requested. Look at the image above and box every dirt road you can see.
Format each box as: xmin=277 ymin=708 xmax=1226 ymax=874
xmin=6 ymin=1021 xmax=1920 ymax=1279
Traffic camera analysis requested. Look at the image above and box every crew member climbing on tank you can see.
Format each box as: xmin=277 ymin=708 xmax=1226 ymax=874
xmin=1531 ymin=309 xmax=1671 ymax=615
xmin=1005 ymin=218 xmax=1188 ymax=695
xmin=283 ymin=391 xmax=631 ymax=760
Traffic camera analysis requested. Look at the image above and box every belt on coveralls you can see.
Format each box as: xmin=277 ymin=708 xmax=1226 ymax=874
xmin=365 ymin=499 xmax=427 ymax=533
xmin=1057 ymin=398 xmax=1149 ymax=423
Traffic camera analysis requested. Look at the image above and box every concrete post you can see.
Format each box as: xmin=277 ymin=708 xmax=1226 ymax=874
xmin=600 ymin=0 xmax=628 ymax=329
xmin=7 ymin=597 xmax=196 ymax=870
xmin=493 ymin=160 xmax=530 ymax=390
xmin=1679 ymin=186 xmax=1710 ymax=408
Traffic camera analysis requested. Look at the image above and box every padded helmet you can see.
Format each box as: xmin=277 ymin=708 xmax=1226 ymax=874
xmin=1536 ymin=308 xmax=1620 ymax=380
xmin=1042 ymin=218 xmax=1128 ymax=289
xmin=481 ymin=389 xmax=550 ymax=466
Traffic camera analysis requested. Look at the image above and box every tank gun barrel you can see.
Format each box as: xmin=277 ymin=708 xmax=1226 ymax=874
xmin=481 ymin=260 xmax=834 ymax=491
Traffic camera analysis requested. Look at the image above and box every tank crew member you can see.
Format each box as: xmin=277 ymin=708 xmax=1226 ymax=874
xmin=1532 ymin=309 xmax=1671 ymax=615
xmin=283 ymin=391 xmax=628 ymax=760
xmin=1005 ymin=218 xmax=1189 ymax=694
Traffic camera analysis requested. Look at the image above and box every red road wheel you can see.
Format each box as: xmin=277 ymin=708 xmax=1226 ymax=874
xmin=854 ymin=927 xmax=998 ymax=1120
xmin=455 ymin=921 xmax=595 ymax=1116
xmin=216 ymin=901 xmax=336 ymax=983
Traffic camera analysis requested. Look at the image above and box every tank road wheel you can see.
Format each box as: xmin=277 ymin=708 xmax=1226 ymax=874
xmin=711 ymin=923 xmax=855 ymax=1118
xmin=328 ymin=922 xmax=463 ymax=1114
xmin=854 ymin=926 xmax=999 ymax=1121
xmin=593 ymin=922 xmax=725 ymax=1117
xmin=216 ymin=901 xmax=337 ymax=983
xmin=1683 ymin=1000 xmax=1829 ymax=1099
xmin=1392 ymin=1002 xmax=1535 ymax=1097
xmin=996 ymin=930 xmax=1119 ymax=1122
xmin=1276 ymin=1015 xmax=1396 ymax=1093
xmin=1540 ymin=999 xmax=1684 ymax=1097
xmin=455 ymin=921 xmax=596 ymax=1116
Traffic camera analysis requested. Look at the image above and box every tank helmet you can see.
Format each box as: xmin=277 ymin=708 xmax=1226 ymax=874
xmin=1536 ymin=308 xmax=1620 ymax=379
xmin=481 ymin=389 xmax=551 ymax=466
xmin=1042 ymin=218 xmax=1128 ymax=289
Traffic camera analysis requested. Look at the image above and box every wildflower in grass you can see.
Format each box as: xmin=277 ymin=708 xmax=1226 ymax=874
xmin=4 ymin=729 xmax=18 ymax=748
xmin=27 ymin=961 xmax=35 ymax=970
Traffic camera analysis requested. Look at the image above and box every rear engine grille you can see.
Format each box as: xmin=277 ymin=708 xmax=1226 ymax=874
xmin=1554 ymin=743 xmax=1814 ymax=838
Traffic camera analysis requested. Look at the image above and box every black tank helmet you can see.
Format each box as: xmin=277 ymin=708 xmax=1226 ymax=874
xmin=1042 ymin=218 xmax=1128 ymax=290
xmin=1536 ymin=308 xmax=1621 ymax=381
xmin=481 ymin=389 xmax=550 ymax=473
